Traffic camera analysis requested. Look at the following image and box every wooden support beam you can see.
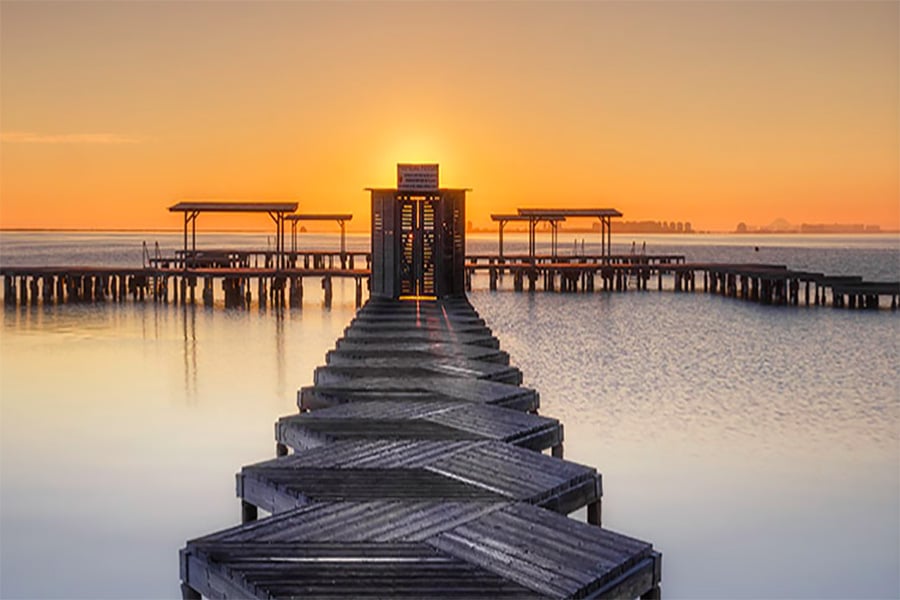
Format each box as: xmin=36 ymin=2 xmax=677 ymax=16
xmin=587 ymin=499 xmax=602 ymax=527
xmin=241 ymin=500 xmax=258 ymax=524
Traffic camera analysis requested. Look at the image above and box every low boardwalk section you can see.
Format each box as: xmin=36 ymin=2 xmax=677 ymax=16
xmin=313 ymin=356 xmax=523 ymax=385
xmin=4 ymin=254 xmax=896 ymax=312
xmin=1 ymin=265 xmax=369 ymax=309
xmin=464 ymin=256 xmax=900 ymax=310
xmin=180 ymin=297 xmax=663 ymax=599
xmin=236 ymin=439 xmax=601 ymax=522
xmin=275 ymin=400 xmax=563 ymax=454
xmin=182 ymin=501 xmax=660 ymax=599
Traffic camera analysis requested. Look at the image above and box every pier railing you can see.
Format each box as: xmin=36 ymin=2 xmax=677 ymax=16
xmin=146 ymin=248 xmax=372 ymax=270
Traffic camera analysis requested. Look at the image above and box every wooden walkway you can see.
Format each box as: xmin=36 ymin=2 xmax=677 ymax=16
xmin=275 ymin=400 xmax=563 ymax=454
xmin=3 ymin=251 xmax=896 ymax=311
xmin=1 ymin=265 xmax=368 ymax=309
xmin=180 ymin=297 xmax=662 ymax=598
xmin=464 ymin=256 xmax=900 ymax=310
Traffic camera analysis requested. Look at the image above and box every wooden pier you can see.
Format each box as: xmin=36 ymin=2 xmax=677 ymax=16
xmin=463 ymin=254 xmax=900 ymax=310
xmin=1 ymin=262 xmax=370 ymax=310
xmin=176 ymin=175 xmax=667 ymax=597
xmin=180 ymin=297 xmax=662 ymax=598
xmin=3 ymin=252 xmax=897 ymax=311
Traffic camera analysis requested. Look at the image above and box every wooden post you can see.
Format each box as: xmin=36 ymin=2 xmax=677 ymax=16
xmin=202 ymin=277 xmax=213 ymax=307
xmin=241 ymin=500 xmax=258 ymax=523
xmin=355 ymin=277 xmax=363 ymax=308
xmin=4 ymin=276 xmax=14 ymax=306
xmin=258 ymin=277 xmax=267 ymax=310
xmin=322 ymin=275 xmax=332 ymax=308
xmin=640 ymin=585 xmax=661 ymax=600
xmin=587 ymin=500 xmax=602 ymax=527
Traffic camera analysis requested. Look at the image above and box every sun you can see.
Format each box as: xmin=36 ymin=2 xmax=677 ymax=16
xmin=363 ymin=131 xmax=462 ymax=188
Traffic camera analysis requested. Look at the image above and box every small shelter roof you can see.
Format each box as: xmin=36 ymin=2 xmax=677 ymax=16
xmin=517 ymin=208 xmax=622 ymax=218
xmin=286 ymin=214 xmax=353 ymax=221
xmin=491 ymin=214 xmax=566 ymax=222
xmin=168 ymin=201 xmax=298 ymax=213
xmin=364 ymin=188 xmax=472 ymax=193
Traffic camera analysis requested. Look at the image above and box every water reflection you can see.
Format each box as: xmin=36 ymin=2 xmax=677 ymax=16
xmin=2 ymin=233 xmax=898 ymax=598
xmin=471 ymin=290 xmax=899 ymax=599
xmin=274 ymin=306 xmax=286 ymax=399
xmin=1 ymin=291 xmax=358 ymax=598
xmin=183 ymin=305 xmax=197 ymax=403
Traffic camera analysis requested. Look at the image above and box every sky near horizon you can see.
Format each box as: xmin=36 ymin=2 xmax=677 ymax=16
xmin=1 ymin=1 xmax=897 ymax=232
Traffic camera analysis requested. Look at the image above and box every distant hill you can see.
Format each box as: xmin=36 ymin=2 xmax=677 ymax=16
xmin=766 ymin=217 xmax=794 ymax=232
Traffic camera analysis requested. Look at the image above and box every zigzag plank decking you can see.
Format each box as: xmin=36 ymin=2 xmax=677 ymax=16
xmin=180 ymin=298 xmax=662 ymax=599
xmin=237 ymin=439 xmax=601 ymax=520
xmin=275 ymin=400 xmax=563 ymax=453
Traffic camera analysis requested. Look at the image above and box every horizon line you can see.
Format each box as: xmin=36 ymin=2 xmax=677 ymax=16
xmin=1 ymin=227 xmax=898 ymax=236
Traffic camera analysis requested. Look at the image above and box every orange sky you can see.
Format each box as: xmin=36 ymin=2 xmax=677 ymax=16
xmin=1 ymin=1 xmax=897 ymax=232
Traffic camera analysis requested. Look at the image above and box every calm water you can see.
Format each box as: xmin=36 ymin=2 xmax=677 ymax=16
xmin=1 ymin=232 xmax=898 ymax=599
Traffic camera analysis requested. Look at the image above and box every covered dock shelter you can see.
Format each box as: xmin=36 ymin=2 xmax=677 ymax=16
xmin=286 ymin=214 xmax=353 ymax=256
xmin=517 ymin=208 xmax=622 ymax=262
xmin=168 ymin=201 xmax=298 ymax=270
xmin=490 ymin=214 xmax=566 ymax=259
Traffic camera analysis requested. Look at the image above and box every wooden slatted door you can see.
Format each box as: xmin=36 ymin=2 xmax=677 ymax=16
xmin=399 ymin=198 xmax=438 ymax=299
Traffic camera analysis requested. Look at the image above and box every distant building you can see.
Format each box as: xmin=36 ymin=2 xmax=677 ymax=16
xmin=800 ymin=223 xmax=876 ymax=233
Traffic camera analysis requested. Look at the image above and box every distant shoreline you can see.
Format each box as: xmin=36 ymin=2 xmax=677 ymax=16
xmin=1 ymin=227 xmax=898 ymax=235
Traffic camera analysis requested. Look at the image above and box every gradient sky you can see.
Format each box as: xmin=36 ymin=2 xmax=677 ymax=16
xmin=1 ymin=1 xmax=897 ymax=232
